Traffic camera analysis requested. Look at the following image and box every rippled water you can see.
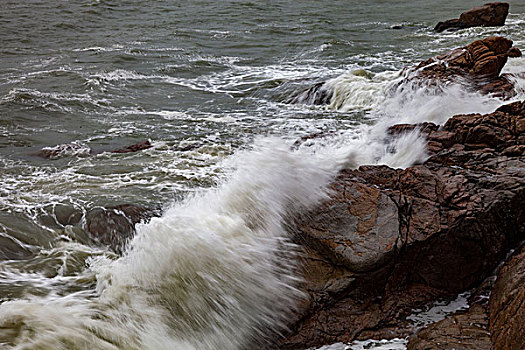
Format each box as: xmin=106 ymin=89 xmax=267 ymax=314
xmin=1 ymin=1 xmax=525 ymax=349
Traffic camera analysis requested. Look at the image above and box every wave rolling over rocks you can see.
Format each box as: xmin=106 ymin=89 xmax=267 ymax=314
xmin=1 ymin=2 xmax=525 ymax=349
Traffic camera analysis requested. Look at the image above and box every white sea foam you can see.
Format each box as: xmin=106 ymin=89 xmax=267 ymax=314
xmin=315 ymin=338 xmax=408 ymax=350
xmin=39 ymin=142 xmax=92 ymax=159
xmin=0 ymin=138 xmax=358 ymax=349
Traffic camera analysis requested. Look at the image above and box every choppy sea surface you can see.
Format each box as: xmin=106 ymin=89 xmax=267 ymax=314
xmin=1 ymin=1 xmax=524 ymax=349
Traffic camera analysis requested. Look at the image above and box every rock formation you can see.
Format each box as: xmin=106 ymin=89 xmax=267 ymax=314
xmin=291 ymin=36 xmax=522 ymax=106
xmin=489 ymin=244 xmax=525 ymax=350
xmin=402 ymin=36 xmax=522 ymax=98
xmin=110 ymin=140 xmax=152 ymax=153
xmin=86 ymin=204 xmax=158 ymax=252
xmin=36 ymin=140 xmax=153 ymax=158
xmin=274 ymin=101 xmax=525 ymax=349
xmin=435 ymin=2 xmax=509 ymax=33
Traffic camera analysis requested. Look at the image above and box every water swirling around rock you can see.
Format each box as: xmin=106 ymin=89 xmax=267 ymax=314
xmin=0 ymin=1 xmax=525 ymax=349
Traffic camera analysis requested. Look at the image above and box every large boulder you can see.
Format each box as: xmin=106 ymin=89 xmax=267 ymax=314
xmin=276 ymin=101 xmax=525 ymax=349
xmin=402 ymin=36 xmax=522 ymax=98
xmin=435 ymin=2 xmax=509 ymax=32
xmin=489 ymin=244 xmax=525 ymax=350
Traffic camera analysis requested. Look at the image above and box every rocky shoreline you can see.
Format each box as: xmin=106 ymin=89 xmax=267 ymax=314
xmin=52 ymin=35 xmax=524 ymax=350
xmin=271 ymin=100 xmax=524 ymax=350
xmin=271 ymin=32 xmax=525 ymax=349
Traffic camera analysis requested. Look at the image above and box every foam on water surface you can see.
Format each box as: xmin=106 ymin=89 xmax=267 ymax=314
xmin=0 ymin=2 xmax=524 ymax=349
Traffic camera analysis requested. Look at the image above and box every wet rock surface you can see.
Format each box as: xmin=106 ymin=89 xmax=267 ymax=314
xmin=291 ymin=36 xmax=522 ymax=106
xmin=288 ymin=82 xmax=333 ymax=105
xmin=407 ymin=304 xmax=492 ymax=350
xmin=489 ymin=244 xmax=525 ymax=350
xmin=274 ymin=101 xmax=525 ymax=349
xmin=36 ymin=140 xmax=153 ymax=159
xmin=110 ymin=140 xmax=152 ymax=153
xmin=86 ymin=204 xmax=159 ymax=252
xmin=403 ymin=36 xmax=522 ymax=99
xmin=434 ymin=2 xmax=509 ymax=33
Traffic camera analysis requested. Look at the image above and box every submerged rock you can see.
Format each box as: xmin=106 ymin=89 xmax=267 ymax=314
xmin=36 ymin=142 xmax=92 ymax=159
xmin=36 ymin=140 xmax=153 ymax=159
xmin=111 ymin=140 xmax=152 ymax=153
xmin=86 ymin=204 xmax=159 ymax=252
xmin=435 ymin=2 xmax=509 ymax=32
xmin=288 ymin=82 xmax=333 ymax=105
xmin=275 ymin=101 xmax=525 ymax=349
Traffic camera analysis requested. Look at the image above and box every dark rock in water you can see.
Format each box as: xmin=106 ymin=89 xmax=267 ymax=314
xmin=489 ymin=244 xmax=525 ymax=350
xmin=434 ymin=18 xmax=466 ymax=33
xmin=111 ymin=140 xmax=152 ymax=153
xmin=291 ymin=131 xmax=336 ymax=149
xmin=176 ymin=142 xmax=202 ymax=152
xmin=275 ymin=101 xmax=525 ymax=349
xmin=289 ymin=82 xmax=333 ymax=105
xmin=434 ymin=2 xmax=509 ymax=32
xmin=401 ymin=36 xmax=522 ymax=99
xmin=36 ymin=140 xmax=154 ymax=159
xmin=86 ymin=204 xmax=159 ymax=252
xmin=36 ymin=142 xmax=92 ymax=159
xmin=290 ymin=36 xmax=521 ymax=107
xmin=387 ymin=122 xmax=439 ymax=137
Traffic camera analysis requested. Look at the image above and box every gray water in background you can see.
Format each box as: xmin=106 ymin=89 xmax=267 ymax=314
xmin=1 ymin=1 xmax=525 ymax=348
xmin=2 ymin=0 xmax=525 ymax=201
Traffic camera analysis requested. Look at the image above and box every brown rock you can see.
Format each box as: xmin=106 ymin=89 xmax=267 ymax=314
xmin=276 ymin=101 xmax=525 ymax=349
xmin=295 ymin=181 xmax=401 ymax=273
xmin=407 ymin=37 xmax=520 ymax=98
xmin=434 ymin=2 xmax=509 ymax=32
xmin=291 ymin=36 xmax=521 ymax=106
xmin=111 ymin=140 xmax=152 ymax=153
xmin=407 ymin=304 xmax=492 ymax=350
xmin=489 ymin=244 xmax=525 ymax=350
xmin=507 ymin=46 xmax=522 ymax=58
xmin=459 ymin=2 xmax=509 ymax=27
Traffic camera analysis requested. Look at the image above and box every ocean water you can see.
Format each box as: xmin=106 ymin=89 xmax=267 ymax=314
xmin=0 ymin=1 xmax=524 ymax=349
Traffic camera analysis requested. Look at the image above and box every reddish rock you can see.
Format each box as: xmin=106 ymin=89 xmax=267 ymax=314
xmin=489 ymin=244 xmax=525 ymax=350
xmin=460 ymin=2 xmax=509 ymax=27
xmin=405 ymin=36 xmax=521 ymax=99
xmin=111 ymin=140 xmax=152 ymax=153
xmin=292 ymin=36 xmax=522 ymax=106
xmin=295 ymin=181 xmax=401 ymax=273
xmin=407 ymin=304 xmax=492 ymax=350
xmin=275 ymin=101 xmax=525 ymax=349
xmin=435 ymin=2 xmax=509 ymax=32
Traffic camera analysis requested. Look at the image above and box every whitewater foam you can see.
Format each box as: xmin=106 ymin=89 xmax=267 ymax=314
xmin=0 ymin=138 xmax=358 ymax=349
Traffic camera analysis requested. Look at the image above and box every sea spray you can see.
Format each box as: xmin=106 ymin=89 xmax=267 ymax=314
xmin=0 ymin=139 xmax=357 ymax=349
